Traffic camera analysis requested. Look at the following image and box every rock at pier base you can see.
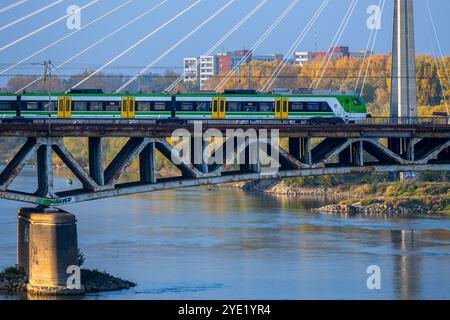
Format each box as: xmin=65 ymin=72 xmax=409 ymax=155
xmin=18 ymin=207 xmax=85 ymax=296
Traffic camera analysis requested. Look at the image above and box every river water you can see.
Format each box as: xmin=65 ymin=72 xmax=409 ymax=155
xmin=0 ymin=168 xmax=449 ymax=300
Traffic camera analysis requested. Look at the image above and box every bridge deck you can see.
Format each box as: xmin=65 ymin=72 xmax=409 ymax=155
xmin=0 ymin=119 xmax=449 ymax=138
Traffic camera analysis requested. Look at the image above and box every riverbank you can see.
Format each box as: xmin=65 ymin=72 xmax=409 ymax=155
xmin=222 ymin=180 xmax=450 ymax=217
xmin=220 ymin=180 xmax=350 ymax=197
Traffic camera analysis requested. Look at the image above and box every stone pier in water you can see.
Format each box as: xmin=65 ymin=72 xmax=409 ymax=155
xmin=17 ymin=207 xmax=84 ymax=295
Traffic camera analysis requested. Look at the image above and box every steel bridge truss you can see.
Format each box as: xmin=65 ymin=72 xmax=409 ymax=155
xmin=0 ymin=125 xmax=449 ymax=206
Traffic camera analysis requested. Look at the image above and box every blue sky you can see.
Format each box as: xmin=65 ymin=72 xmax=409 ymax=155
xmin=0 ymin=0 xmax=448 ymax=84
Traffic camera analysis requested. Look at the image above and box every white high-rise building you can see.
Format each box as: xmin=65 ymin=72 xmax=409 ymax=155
xmin=198 ymin=55 xmax=217 ymax=90
xmin=183 ymin=57 xmax=199 ymax=83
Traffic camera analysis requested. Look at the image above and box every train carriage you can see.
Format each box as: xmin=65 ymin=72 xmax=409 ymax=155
xmin=0 ymin=89 xmax=368 ymax=123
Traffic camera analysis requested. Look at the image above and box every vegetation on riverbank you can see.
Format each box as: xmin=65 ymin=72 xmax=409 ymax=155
xmin=228 ymin=174 xmax=450 ymax=216
xmin=331 ymin=181 xmax=450 ymax=216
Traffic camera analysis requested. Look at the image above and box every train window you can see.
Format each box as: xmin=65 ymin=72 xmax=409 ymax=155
xmin=90 ymin=102 xmax=104 ymax=111
xmin=26 ymin=102 xmax=39 ymax=110
xmin=242 ymin=102 xmax=256 ymax=112
xmin=137 ymin=102 xmax=151 ymax=111
xmin=43 ymin=102 xmax=56 ymax=111
xmin=321 ymin=102 xmax=332 ymax=112
xmin=259 ymin=102 xmax=273 ymax=112
xmin=73 ymin=102 xmax=88 ymax=111
xmin=154 ymin=102 xmax=166 ymax=111
xmin=353 ymin=98 xmax=361 ymax=106
xmin=196 ymin=102 xmax=211 ymax=112
xmin=227 ymin=102 xmax=240 ymax=112
xmin=219 ymin=100 xmax=225 ymax=113
xmin=290 ymin=102 xmax=304 ymax=112
xmin=105 ymin=102 xmax=117 ymax=111
xmin=307 ymin=102 xmax=320 ymax=111
xmin=181 ymin=102 xmax=194 ymax=111
xmin=283 ymin=101 xmax=288 ymax=113
xmin=0 ymin=102 xmax=10 ymax=110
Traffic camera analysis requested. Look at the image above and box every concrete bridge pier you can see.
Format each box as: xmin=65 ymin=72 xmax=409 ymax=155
xmin=17 ymin=207 xmax=84 ymax=295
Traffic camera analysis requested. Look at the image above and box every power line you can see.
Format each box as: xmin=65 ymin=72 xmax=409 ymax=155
xmin=0 ymin=0 xmax=99 ymax=53
xmin=3 ymin=74 xmax=447 ymax=79
xmin=0 ymin=0 xmax=135 ymax=76
xmin=115 ymin=0 xmax=236 ymax=93
xmin=16 ymin=0 xmax=169 ymax=94
xmin=0 ymin=0 xmax=63 ymax=33
xmin=69 ymin=0 xmax=203 ymax=92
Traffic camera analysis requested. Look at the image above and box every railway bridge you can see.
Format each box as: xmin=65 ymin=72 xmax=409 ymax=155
xmin=0 ymin=117 xmax=449 ymax=207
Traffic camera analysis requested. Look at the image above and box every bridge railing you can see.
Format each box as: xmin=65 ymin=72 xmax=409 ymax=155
xmin=356 ymin=117 xmax=450 ymax=126
xmin=0 ymin=116 xmax=448 ymax=126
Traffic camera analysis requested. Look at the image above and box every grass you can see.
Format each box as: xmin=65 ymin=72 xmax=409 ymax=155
xmin=338 ymin=182 xmax=450 ymax=213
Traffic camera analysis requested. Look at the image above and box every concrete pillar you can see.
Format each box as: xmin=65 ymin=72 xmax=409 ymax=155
xmin=352 ymin=141 xmax=364 ymax=166
xmin=140 ymin=142 xmax=157 ymax=183
xmin=36 ymin=143 xmax=53 ymax=197
xmin=390 ymin=0 xmax=417 ymax=120
xmin=300 ymin=137 xmax=311 ymax=165
xmin=18 ymin=207 xmax=84 ymax=295
xmin=88 ymin=137 xmax=104 ymax=186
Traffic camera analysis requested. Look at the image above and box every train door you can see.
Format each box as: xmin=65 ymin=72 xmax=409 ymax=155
xmin=57 ymin=97 xmax=72 ymax=118
xmin=212 ymin=97 xmax=226 ymax=119
xmin=121 ymin=97 xmax=136 ymax=119
xmin=275 ymin=98 xmax=288 ymax=119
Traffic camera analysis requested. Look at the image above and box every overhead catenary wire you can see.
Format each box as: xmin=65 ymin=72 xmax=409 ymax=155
xmin=16 ymin=0 xmax=169 ymax=94
xmin=0 ymin=0 xmax=99 ymax=54
xmin=0 ymin=0 xmax=63 ymax=33
xmin=0 ymin=0 xmax=28 ymax=15
xmin=215 ymin=0 xmax=300 ymax=92
xmin=0 ymin=0 xmax=135 ymax=76
xmin=69 ymin=0 xmax=202 ymax=92
xmin=261 ymin=0 xmax=330 ymax=92
xmin=310 ymin=0 xmax=358 ymax=89
xmin=165 ymin=0 xmax=268 ymax=93
xmin=115 ymin=0 xmax=235 ymax=93
xmin=360 ymin=0 xmax=385 ymax=96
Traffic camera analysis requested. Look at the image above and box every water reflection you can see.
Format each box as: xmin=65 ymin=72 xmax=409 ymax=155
xmin=0 ymin=168 xmax=449 ymax=299
xmin=390 ymin=230 xmax=421 ymax=300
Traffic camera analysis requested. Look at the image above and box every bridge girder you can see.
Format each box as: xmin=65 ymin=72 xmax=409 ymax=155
xmin=0 ymin=122 xmax=449 ymax=206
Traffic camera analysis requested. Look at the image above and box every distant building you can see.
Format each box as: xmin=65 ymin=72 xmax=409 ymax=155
xmin=183 ymin=57 xmax=198 ymax=83
xmin=350 ymin=50 xmax=373 ymax=57
xmin=183 ymin=55 xmax=218 ymax=90
xmin=294 ymin=46 xmax=350 ymax=66
xmin=252 ymin=54 xmax=284 ymax=62
xmin=217 ymin=50 xmax=252 ymax=75
xmin=198 ymin=55 xmax=217 ymax=90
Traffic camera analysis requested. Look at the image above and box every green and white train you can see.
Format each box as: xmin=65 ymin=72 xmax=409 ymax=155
xmin=0 ymin=89 xmax=368 ymax=123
